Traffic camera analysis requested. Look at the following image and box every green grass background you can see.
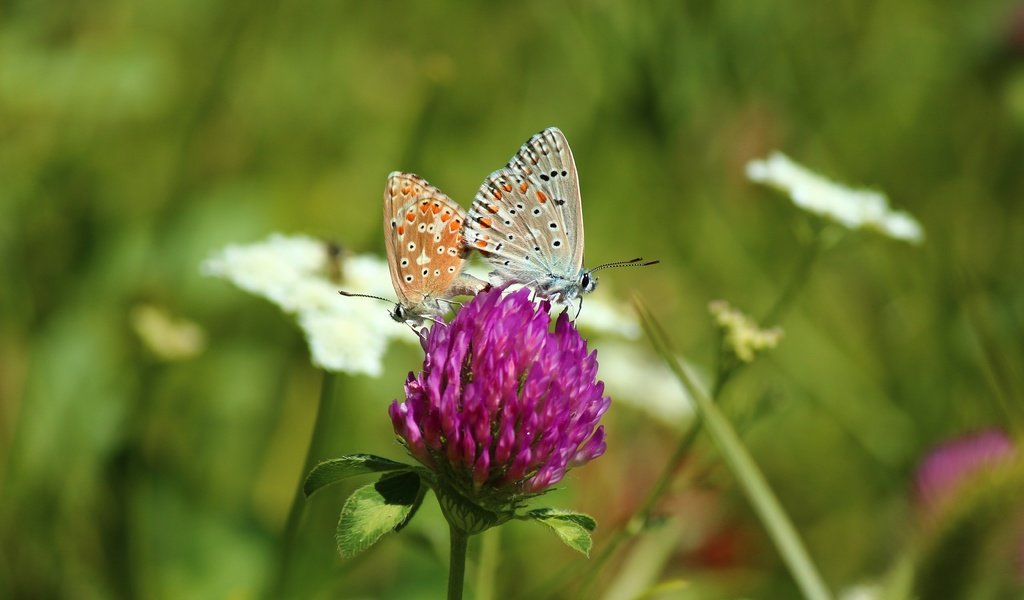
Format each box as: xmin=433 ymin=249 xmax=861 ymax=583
xmin=2 ymin=1 xmax=1023 ymax=598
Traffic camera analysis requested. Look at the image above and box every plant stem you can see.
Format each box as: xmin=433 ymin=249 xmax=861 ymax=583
xmin=271 ymin=370 xmax=337 ymax=598
xmin=715 ymin=230 xmax=823 ymax=394
xmin=637 ymin=303 xmax=833 ymax=600
xmin=762 ymin=227 xmax=825 ymax=325
xmin=448 ymin=525 xmax=470 ymax=600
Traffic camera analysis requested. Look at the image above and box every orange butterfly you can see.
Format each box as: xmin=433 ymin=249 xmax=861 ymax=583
xmin=342 ymin=172 xmax=485 ymax=328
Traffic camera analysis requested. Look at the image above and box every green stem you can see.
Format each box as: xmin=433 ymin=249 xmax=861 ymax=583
xmin=474 ymin=527 xmax=499 ymax=600
xmin=716 ymin=229 xmax=823 ymax=394
xmin=762 ymin=228 xmax=825 ymax=325
xmin=448 ymin=526 xmax=470 ymax=600
xmin=271 ymin=370 xmax=337 ymax=598
xmin=637 ymin=303 xmax=833 ymax=600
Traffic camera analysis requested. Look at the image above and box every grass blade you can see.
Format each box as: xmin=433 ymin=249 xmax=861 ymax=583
xmin=634 ymin=298 xmax=833 ymax=600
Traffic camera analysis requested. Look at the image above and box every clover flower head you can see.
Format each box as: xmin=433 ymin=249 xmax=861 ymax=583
xmin=202 ymin=233 xmax=411 ymax=376
xmin=915 ymin=428 xmax=1016 ymax=510
xmin=746 ymin=151 xmax=924 ymax=244
xmin=389 ymin=286 xmax=610 ymax=506
xmin=709 ymin=300 xmax=783 ymax=363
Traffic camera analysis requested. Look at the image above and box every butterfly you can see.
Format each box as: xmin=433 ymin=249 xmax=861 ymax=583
xmin=463 ymin=127 xmax=657 ymax=306
xmin=341 ymin=172 xmax=485 ymax=328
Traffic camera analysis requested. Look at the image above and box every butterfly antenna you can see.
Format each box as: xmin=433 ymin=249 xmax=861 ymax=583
xmin=338 ymin=290 xmax=394 ymax=304
xmin=589 ymin=257 xmax=660 ymax=273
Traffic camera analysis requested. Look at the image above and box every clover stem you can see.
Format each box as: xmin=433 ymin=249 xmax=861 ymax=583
xmin=448 ymin=525 xmax=470 ymax=600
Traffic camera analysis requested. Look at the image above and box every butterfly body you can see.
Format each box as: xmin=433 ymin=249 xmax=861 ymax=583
xmin=464 ymin=127 xmax=599 ymax=304
xmin=381 ymin=171 xmax=484 ymax=328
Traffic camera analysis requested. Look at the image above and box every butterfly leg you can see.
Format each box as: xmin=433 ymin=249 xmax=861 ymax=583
xmin=436 ymin=297 xmax=463 ymax=318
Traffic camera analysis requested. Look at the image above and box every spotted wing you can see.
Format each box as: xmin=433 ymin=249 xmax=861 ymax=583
xmin=464 ymin=127 xmax=584 ymax=283
xmin=384 ymin=172 xmax=469 ymax=310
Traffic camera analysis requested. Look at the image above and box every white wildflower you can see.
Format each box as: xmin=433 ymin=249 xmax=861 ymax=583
xmin=131 ymin=304 xmax=206 ymax=361
xmin=708 ymin=300 xmax=783 ymax=363
xmin=298 ymin=308 xmax=393 ymax=376
xmin=202 ymin=233 xmax=410 ymax=377
xmin=595 ymin=340 xmax=699 ymax=428
xmin=560 ymin=295 xmax=640 ymax=339
xmin=746 ymin=151 xmax=924 ymax=244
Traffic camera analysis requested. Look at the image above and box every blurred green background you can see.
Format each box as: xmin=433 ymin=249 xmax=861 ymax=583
xmin=2 ymin=1 xmax=1024 ymax=598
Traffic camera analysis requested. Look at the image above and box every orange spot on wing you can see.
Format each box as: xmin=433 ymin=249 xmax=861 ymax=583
xmin=478 ymin=218 xmax=492 ymax=228
xmin=475 ymin=240 xmax=488 ymax=249
xmin=487 ymin=204 xmax=499 ymax=214
xmin=449 ymin=221 xmax=461 ymax=233
xmin=440 ymin=212 xmax=452 ymax=222
xmin=536 ymin=191 xmax=548 ymax=203
xmin=397 ymin=225 xmax=405 ymax=235
xmin=519 ymin=182 xmax=528 ymax=193
xmin=419 ymin=201 xmax=430 ymax=213
xmin=431 ymin=202 xmax=441 ymax=214
xmin=405 ymin=213 xmax=416 ymax=222
xmin=491 ymin=189 xmax=503 ymax=200
xmin=502 ymin=183 xmax=513 ymax=192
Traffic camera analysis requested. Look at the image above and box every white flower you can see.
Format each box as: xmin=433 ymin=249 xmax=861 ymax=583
xmin=746 ymin=151 xmax=924 ymax=244
xmin=131 ymin=304 xmax=206 ymax=361
xmin=202 ymin=234 xmax=410 ymax=377
xmin=559 ymin=294 xmax=641 ymax=339
xmin=595 ymin=340 xmax=699 ymax=428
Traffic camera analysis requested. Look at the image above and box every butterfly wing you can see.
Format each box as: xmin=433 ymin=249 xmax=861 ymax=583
xmin=464 ymin=127 xmax=584 ymax=285
xmin=384 ymin=172 xmax=470 ymax=314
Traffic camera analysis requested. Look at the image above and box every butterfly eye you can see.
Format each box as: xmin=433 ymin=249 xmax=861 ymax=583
xmin=580 ymin=273 xmax=598 ymax=293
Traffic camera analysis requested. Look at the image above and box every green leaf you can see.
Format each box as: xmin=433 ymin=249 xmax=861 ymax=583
xmin=304 ymin=454 xmax=415 ymax=497
xmin=394 ymin=477 xmax=428 ymax=533
xmin=528 ymin=508 xmax=597 ymax=557
xmin=335 ymin=471 xmax=424 ymax=558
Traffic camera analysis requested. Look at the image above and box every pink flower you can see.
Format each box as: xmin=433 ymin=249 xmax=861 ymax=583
xmin=389 ymin=286 xmax=609 ymax=504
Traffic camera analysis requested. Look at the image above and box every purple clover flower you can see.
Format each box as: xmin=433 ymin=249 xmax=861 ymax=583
xmin=389 ymin=286 xmax=610 ymax=506
xmin=914 ymin=428 xmax=1016 ymax=511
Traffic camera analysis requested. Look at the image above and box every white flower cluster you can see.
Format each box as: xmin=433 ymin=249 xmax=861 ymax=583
xmin=708 ymin=300 xmax=783 ymax=363
xmin=202 ymin=234 xmax=411 ymax=376
xmin=746 ymin=151 xmax=924 ymax=244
